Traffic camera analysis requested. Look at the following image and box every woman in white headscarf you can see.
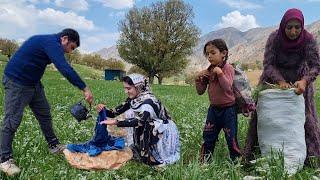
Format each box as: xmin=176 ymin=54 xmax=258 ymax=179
xmin=97 ymin=73 xmax=180 ymax=166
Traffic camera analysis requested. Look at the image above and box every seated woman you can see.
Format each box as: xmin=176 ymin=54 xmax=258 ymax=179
xmin=97 ymin=73 xmax=180 ymax=166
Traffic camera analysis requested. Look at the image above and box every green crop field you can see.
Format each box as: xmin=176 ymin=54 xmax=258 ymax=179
xmin=0 ymin=62 xmax=320 ymax=179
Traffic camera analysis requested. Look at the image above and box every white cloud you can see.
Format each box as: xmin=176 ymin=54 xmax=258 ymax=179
xmin=26 ymin=0 xmax=39 ymax=3
xmin=55 ymin=0 xmax=88 ymax=11
xmin=0 ymin=1 xmax=121 ymax=52
xmin=38 ymin=8 xmax=94 ymax=30
xmin=0 ymin=0 xmax=96 ymax=52
xmin=216 ymin=11 xmax=259 ymax=31
xmin=80 ymin=32 xmax=120 ymax=52
xmin=0 ymin=2 xmax=37 ymax=28
xmin=0 ymin=1 xmax=94 ymax=33
xmin=220 ymin=0 xmax=262 ymax=9
xmin=23 ymin=0 xmax=51 ymax=4
xmin=109 ymin=11 xmax=126 ymax=18
xmin=97 ymin=0 xmax=134 ymax=9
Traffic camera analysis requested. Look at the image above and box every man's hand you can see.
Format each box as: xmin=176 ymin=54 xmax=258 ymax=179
xmin=100 ymin=119 xmax=118 ymax=125
xmin=83 ymin=87 xmax=93 ymax=104
xmin=278 ymin=81 xmax=291 ymax=89
xmin=96 ymin=104 xmax=106 ymax=112
xmin=212 ymin=67 xmax=223 ymax=76
xmin=294 ymin=79 xmax=307 ymax=95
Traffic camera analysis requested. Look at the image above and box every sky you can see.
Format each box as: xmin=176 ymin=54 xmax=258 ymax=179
xmin=0 ymin=0 xmax=319 ymax=53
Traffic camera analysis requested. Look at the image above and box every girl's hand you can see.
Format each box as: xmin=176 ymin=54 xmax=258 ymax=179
xmin=100 ymin=119 xmax=118 ymax=125
xmin=212 ymin=67 xmax=223 ymax=76
xmin=278 ymin=81 xmax=291 ymax=89
xmin=294 ymin=79 xmax=307 ymax=95
xmin=96 ymin=104 xmax=106 ymax=112
xmin=197 ymin=70 xmax=209 ymax=81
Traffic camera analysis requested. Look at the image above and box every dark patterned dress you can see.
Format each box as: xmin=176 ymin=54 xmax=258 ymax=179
xmin=244 ymin=31 xmax=320 ymax=164
xmin=106 ymin=93 xmax=180 ymax=166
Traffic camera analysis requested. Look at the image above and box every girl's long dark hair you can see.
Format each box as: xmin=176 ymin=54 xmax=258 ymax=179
xmin=203 ymin=39 xmax=229 ymax=61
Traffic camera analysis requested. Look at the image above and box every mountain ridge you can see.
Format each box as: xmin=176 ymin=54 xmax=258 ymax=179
xmin=96 ymin=20 xmax=320 ymax=73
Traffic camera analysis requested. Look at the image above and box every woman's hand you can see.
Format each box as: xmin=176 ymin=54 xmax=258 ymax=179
xmin=100 ymin=119 xmax=118 ymax=125
xmin=278 ymin=81 xmax=291 ymax=89
xmin=294 ymin=79 xmax=307 ymax=95
xmin=96 ymin=104 xmax=106 ymax=112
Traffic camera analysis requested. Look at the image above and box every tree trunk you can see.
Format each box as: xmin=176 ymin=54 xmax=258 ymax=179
xmin=158 ymin=76 xmax=163 ymax=85
xmin=149 ymin=75 xmax=154 ymax=84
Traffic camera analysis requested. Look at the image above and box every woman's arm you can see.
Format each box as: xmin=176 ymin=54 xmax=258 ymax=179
xmin=261 ymin=31 xmax=286 ymax=84
xmin=117 ymin=111 xmax=151 ymax=127
xmin=102 ymin=98 xmax=131 ymax=118
xmin=101 ymin=111 xmax=151 ymax=127
xmin=302 ymin=38 xmax=320 ymax=84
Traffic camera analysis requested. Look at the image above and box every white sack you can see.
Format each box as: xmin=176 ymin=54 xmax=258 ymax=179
xmin=257 ymin=89 xmax=306 ymax=175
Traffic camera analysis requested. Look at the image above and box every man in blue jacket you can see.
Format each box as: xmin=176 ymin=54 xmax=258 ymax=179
xmin=0 ymin=28 xmax=93 ymax=176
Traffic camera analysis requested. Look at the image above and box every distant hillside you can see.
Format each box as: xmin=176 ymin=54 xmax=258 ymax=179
xmin=188 ymin=20 xmax=320 ymax=72
xmin=95 ymin=46 xmax=131 ymax=70
xmin=96 ymin=46 xmax=120 ymax=60
xmin=96 ymin=20 xmax=320 ymax=73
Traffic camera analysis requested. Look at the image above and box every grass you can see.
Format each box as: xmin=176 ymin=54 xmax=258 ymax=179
xmin=0 ymin=62 xmax=319 ymax=179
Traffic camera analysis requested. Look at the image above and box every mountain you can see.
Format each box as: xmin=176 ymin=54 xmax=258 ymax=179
xmin=96 ymin=45 xmax=120 ymax=60
xmin=95 ymin=45 xmax=131 ymax=70
xmin=186 ymin=20 xmax=320 ymax=72
xmin=96 ymin=20 xmax=320 ymax=73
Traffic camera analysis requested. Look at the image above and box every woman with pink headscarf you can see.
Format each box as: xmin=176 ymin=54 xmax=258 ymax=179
xmin=244 ymin=8 xmax=320 ymax=165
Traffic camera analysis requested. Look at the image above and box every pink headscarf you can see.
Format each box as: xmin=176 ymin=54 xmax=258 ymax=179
xmin=278 ymin=8 xmax=313 ymax=52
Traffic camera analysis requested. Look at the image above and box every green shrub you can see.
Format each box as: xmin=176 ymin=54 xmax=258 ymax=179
xmin=0 ymin=54 xmax=9 ymax=62
xmin=185 ymin=73 xmax=197 ymax=86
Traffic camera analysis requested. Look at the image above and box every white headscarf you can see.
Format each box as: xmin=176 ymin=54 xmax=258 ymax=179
xmin=127 ymin=73 xmax=153 ymax=109
xmin=128 ymin=73 xmax=151 ymax=94
xmin=127 ymin=73 xmax=172 ymax=123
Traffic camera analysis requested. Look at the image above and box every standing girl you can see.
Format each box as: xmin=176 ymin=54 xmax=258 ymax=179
xmin=196 ymin=39 xmax=241 ymax=162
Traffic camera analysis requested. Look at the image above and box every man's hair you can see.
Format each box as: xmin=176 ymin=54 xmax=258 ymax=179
xmin=58 ymin=28 xmax=80 ymax=47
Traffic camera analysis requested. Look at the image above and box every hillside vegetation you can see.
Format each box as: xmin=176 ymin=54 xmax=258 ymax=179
xmin=0 ymin=63 xmax=320 ymax=179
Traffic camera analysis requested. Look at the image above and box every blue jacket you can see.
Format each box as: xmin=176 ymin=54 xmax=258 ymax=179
xmin=4 ymin=34 xmax=86 ymax=89
xmin=67 ymin=108 xmax=125 ymax=156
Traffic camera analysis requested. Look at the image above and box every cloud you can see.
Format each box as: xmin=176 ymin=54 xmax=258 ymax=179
xmin=0 ymin=2 xmax=37 ymax=28
xmin=109 ymin=11 xmax=126 ymax=18
xmin=0 ymin=1 xmax=125 ymax=52
xmin=219 ymin=0 xmax=262 ymax=9
xmin=97 ymin=0 xmax=134 ymax=9
xmin=0 ymin=0 xmax=96 ymax=52
xmin=80 ymin=32 xmax=120 ymax=52
xmin=216 ymin=11 xmax=259 ymax=31
xmin=54 ymin=0 xmax=89 ymax=11
xmin=38 ymin=8 xmax=94 ymax=30
xmin=0 ymin=1 xmax=94 ymax=34
xmin=23 ymin=0 xmax=51 ymax=4
xmin=23 ymin=0 xmax=39 ymax=3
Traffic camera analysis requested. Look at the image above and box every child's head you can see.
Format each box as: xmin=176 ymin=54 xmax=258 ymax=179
xmin=122 ymin=73 xmax=150 ymax=99
xmin=203 ymin=39 xmax=228 ymax=66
